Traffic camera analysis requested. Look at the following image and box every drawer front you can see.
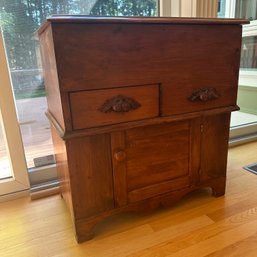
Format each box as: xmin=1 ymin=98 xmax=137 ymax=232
xmin=70 ymin=84 xmax=159 ymax=129
xmin=160 ymin=25 xmax=241 ymax=115
xmin=161 ymin=83 xmax=238 ymax=116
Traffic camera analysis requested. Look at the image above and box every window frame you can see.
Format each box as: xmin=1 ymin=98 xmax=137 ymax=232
xmin=223 ymin=0 xmax=257 ymax=145
xmin=239 ymin=20 xmax=257 ymax=86
xmin=224 ymin=0 xmax=257 ymax=89
xmin=0 ymin=29 xmax=30 ymax=198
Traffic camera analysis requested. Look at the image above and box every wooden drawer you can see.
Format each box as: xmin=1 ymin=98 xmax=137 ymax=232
xmin=159 ymin=24 xmax=241 ymax=116
xmin=161 ymin=83 xmax=238 ymax=116
xmin=70 ymin=84 xmax=159 ymax=129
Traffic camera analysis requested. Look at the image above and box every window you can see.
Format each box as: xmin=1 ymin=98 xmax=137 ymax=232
xmin=240 ymin=36 xmax=257 ymax=70
xmin=0 ymin=119 xmax=11 ymax=180
xmin=218 ymin=0 xmax=226 ymax=18
xmin=222 ymin=0 xmax=257 ymax=144
xmin=0 ymin=30 xmax=29 ymax=196
xmin=235 ymin=0 xmax=257 ymax=20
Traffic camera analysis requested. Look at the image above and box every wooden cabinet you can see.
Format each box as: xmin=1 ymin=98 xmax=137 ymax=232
xmin=38 ymin=16 xmax=247 ymax=242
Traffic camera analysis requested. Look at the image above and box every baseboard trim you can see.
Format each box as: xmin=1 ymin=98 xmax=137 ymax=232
xmin=0 ymin=189 xmax=30 ymax=203
xmin=229 ymin=133 xmax=257 ymax=147
xmin=30 ymin=180 xmax=60 ymax=200
xmin=30 ymin=186 xmax=60 ymax=200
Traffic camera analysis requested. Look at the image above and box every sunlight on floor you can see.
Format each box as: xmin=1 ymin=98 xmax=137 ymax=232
xmin=0 ymin=158 xmax=12 ymax=179
xmin=230 ymin=111 xmax=257 ymax=127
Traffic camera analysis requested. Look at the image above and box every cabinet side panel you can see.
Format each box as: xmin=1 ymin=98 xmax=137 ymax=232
xmin=39 ymin=26 xmax=65 ymax=129
xmin=51 ymin=126 xmax=74 ymax=218
xmin=66 ymin=134 xmax=114 ymax=219
xmin=201 ymin=113 xmax=231 ymax=182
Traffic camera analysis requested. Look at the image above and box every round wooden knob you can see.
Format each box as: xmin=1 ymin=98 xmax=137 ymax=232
xmin=114 ymin=151 xmax=126 ymax=161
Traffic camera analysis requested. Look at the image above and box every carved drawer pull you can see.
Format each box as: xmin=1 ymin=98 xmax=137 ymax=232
xmin=188 ymin=87 xmax=220 ymax=102
xmin=114 ymin=151 xmax=126 ymax=162
xmin=99 ymin=95 xmax=141 ymax=113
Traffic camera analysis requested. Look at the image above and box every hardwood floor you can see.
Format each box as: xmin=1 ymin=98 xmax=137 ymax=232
xmin=0 ymin=141 xmax=257 ymax=257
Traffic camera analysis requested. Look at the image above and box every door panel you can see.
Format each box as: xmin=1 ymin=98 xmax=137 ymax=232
xmin=126 ymin=122 xmax=190 ymax=191
xmin=111 ymin=120 xmax=201 ymax=205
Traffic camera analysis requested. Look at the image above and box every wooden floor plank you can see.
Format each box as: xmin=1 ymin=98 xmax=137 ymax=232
xmin=167 ymin=220 xmax=257 ymax=257
xmin=206 ymin=232 xmax=257 ymax=257
xmin=85 ymin=216 xmax=213 ymax=257
xmin=127 ymin=205 xmax=257 ymax=257
xmin=0 ymin=141 xmax=257 ymax=257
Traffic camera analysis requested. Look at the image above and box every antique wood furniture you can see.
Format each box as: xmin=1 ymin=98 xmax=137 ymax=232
xmin=38 ymin=16 xmax=248 ymax=242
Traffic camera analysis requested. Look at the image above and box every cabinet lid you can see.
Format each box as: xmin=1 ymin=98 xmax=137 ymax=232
xmin=38 ymin=15 xmax=249 ymax=34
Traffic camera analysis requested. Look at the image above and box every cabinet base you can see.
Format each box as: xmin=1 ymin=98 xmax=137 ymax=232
xmin=73 ymin=177 xmax=226 ymax=243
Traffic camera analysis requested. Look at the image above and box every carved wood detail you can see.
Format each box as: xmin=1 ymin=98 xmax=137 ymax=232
xmin=99 ymin=95 xmax=141 ymax=113
xmin=188 ymin=87 xmax=220 ymax=102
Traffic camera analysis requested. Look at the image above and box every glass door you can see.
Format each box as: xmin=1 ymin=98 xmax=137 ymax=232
xmin=0 ymin=30 xmax=29 ymax=196
xmin=231 ymin=1 xmax=257 ymax=143
xmin=219 ymin=0 xmax=257 ymax=143
xmin=0 ymin=120 xmax=12 ymax=180
xmin=0 ymin=1 xmax=159 ymax=187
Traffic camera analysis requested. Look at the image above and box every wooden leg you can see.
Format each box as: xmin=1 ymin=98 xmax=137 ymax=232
xmin=212 ymin=186 xmax=225 ymax=197
xmin=75 ymin=219 xmax=99 ymax=243
xmin=76 ymin=231 xmax=94 ymax=243
xmin=211 ymin=177 xmax=226 ymax=197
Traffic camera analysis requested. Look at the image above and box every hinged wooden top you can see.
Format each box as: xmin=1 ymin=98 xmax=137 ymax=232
xmin=38 ymin=15 xmax=249 ymax=34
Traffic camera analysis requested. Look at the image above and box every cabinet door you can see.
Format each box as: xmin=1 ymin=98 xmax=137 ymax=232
xmin=111 ymin=119 xmax=201 ymax=206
